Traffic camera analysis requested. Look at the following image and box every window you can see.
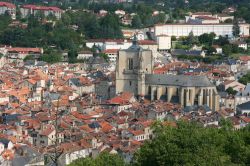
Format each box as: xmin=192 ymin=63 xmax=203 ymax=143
xmin=128 ymin=58 xmax=133 ymax=70
xmin=129 ymin=81 xmax=132 ymax=86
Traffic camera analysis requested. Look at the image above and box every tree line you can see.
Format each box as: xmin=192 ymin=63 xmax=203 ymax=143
xmin=69 ymin=121 xmax=250 ymax=166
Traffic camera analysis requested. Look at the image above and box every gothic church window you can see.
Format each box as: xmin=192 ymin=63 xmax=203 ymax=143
xmin=128 ymin=58 xmax=133 ymax=70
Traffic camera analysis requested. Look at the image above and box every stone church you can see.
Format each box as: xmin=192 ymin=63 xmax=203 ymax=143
xmin=115 ymin=38 xmax=220 ymax=111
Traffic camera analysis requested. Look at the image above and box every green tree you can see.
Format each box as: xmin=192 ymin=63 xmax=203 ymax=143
xmin=131 ymin=15 xmax=142 ymax=29
xmin=61 ymin=13 xmax=72 ymax=26
xmin=99 ymin=13 xmax=123 ymax=39
xmin=68 ymin=152 xmax=125 ymax=166
xmin=233 ymin=18 xmax=240 ymax=38
xmin=222 ymin=44 xmax=232 ymax=56
xmin=40 ymin=52 xmax=62 ymax=63
xmin=198 ymin=33 xmax=216 ymax=46
xmin=207 ymin=46 xmax=217 ymax=55
xmin=187 ymin=31 xmax=199 ymax=45
xmin=239 ymin=72 xmax=250 ymax=85
xmin=133 ymin=121 xmax=250 ymax=166
xmin=226 ymin=87 xmax=237 ymax=95
xmin=224 ymin=18 xmax=233 ymax=23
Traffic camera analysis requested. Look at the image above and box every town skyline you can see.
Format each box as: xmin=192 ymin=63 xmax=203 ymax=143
xmin=0 ymin=0 xmax=250 ymax=165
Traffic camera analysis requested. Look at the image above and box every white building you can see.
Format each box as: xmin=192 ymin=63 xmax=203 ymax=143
xmin=135 ymin=31 xmax=145 ymax=41
xmin=115 ymin=10 xmax=125 ymax=16
xmin=235 ymin=83 xmax=250 ymax=109
xmin=103 ymin=49 xmax=118 ymax=62
xmin=20 ymin=5 xmax=63 ymax=19
xmin=77 ymin=51 xmax=93 ymax=60
xmin=156 ymin=35 xmax=171 ymax=50
xmin=216 ymin=14 xmax=234 ymax=22
xmin=154 ymin=23 xmax=250 ymax=38
xmin=231 ymin=41 xmax=248 ymax=50
xmin=86 ymin=39 xmax=131 ymax=51
xmin=0 ymin=2 xmax=16 ymax=19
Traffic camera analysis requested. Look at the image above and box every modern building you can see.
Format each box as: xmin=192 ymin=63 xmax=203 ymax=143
xmin=0 ymin=1 xmax=16 ymax=19
xmin=154 ymin=23 xmax=250 ymax=38
xmin=115 ymin=38 xmax=220 ymax=111
xmin=20 ymin=5 xmax=63 ymax=19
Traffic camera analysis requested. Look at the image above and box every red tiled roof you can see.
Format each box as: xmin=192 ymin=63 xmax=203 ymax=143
xmin=40 ymin=126 xmax=55 ymax=136
xmin=108 ymin=92 xmax=134 ymax=105
xmin=129 ymin=129 xmax=144 ymax=136
xmin=196 ymin=16 xmax=217 ymax=20
xmin=240 ymin=116 xmax=250 ymax=123
xmin=103 ymin=49 xmax=119 ymax=54
xmin=192 ymin=12 xmax=212 ymax=15
xmin=21 ymin=5 xmax=62 ymax=12
xmin=138 ymin=40 xmax=157 ymax=45
xmin=239 ymin=56 xmax=250 ymax=62
xmin=0 ymin=2 xmax=15 ymax=9
xmin=8 ymin=47 xmax=42 ymax=54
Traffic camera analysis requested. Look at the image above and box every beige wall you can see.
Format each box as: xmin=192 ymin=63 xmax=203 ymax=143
xmin=115 ymin=49 xmax=153 ymax=95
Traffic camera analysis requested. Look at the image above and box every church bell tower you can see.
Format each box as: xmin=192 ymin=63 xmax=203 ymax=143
xmin=115 ymin=35 xmax=153 ymax=97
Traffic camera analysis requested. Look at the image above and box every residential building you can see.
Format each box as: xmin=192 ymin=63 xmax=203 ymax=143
xmin=222 ymin=80 xmax=245 ymax=92
xmin=77 ymin=51 xmax=93 ymax=60
xmin=230 ymin=40 xmax=248 ymax=50
xmin=235 ymin=83 xmax=250 ymax=107
xmin=216 ymin=14 xmax=234 ymax=22
xmin=0 ymin=1 xmax=16 ymax=19
xmin=20 ymin=5 xmax=63 ymax=19
xmin=7 ymin=47 xmax=43 ymax=63
xmin=237 ymin=101 xmax=250 ymax=116
xmin=103 ymin=49 xmax=118 ymax=62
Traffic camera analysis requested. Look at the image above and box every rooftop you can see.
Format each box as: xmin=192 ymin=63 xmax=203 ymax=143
xmin=145 ymin=74 xmax=214 ymax=87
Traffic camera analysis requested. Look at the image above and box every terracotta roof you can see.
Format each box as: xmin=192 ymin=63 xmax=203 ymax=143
xmin=240 ymin=116 xmax=250 ymax=123
xmin=138 ymin=40 xmax=157 ymax=45
xmin=40 ymin=125 xmax=55 ymax=136
xmin=8 ymin=47 xmax=42 ymax=54
xmin=103 ymin=49 xmax=119 ymax=54
xmin=192 ymin=12 xmax=212 ymax=15
xmin=0 ymin=2 xmax=15 ymax=8
xmin=129 ymin=129 xmax=144 ymax=136
xmin=21 ymin=5 xmax=62 ymax=12
xmin=239 ymin=56 xmax=250 ymax=62
xmin=196 ymin=16 xmax=217 ymax=20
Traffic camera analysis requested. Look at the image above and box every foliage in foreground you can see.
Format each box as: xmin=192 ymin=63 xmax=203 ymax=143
xmin=68 ymin=152 xmax=126 ymax=166
xmin=133 ymin=121 xmax=250 ymax=166
xmin=69 ymin=122 xmax=250 ymax=166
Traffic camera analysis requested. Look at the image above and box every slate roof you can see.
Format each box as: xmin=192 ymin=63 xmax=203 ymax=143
xmin=145 ymin=74 xmax=214 ymax=87
xmin=171 ymin=49 xmax=203 ymax=56
xmin=0 ymin=138 xmax=10 ymax=148
xmin=236 ymin=83 xmax=250 ymax=96
xmin=69 ymin=78 xmax=83 ymax=87
xmin=237 ymin=101 xmax=250 ymax=110
xmin=88 ymin=121 xmax=101 ymax=129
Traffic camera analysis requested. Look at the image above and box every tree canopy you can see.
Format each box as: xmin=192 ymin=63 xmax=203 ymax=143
xmin=133 ymin=121 xmax=250 ymax=166
xmin=68 ymin=152 xmax=126 ymax=166
xmin=239 ymin=72 xmax=250 ymax=85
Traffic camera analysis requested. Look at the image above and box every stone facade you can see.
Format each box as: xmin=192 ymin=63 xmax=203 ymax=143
xmin=116 ymin=38 xmax=220 ymax=111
